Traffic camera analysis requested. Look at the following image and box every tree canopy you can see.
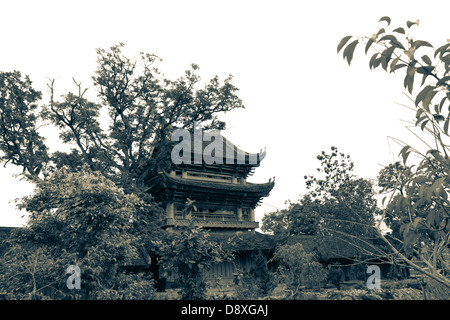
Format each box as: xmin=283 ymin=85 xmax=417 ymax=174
xmin=262 ymin=147 xmax=379 ymax=257
xmin=0 ymin=43 xmax=244 ymax=194
xmin=0 ymin=43 xmax=244 ymax=299
xmin=0 ymin=168 xmax=162 ymax=299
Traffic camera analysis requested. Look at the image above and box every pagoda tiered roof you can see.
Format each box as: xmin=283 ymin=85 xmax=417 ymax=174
xmin=147 ymin=171 xmax=274 ymax=195
xmin=148 ymin=130 xmax=267 ymax=179
xmin=147 ymin=171 xmax=274 ymax=209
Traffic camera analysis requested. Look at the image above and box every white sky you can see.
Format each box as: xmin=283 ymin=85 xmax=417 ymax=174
xmin=0 ymin=0 xmax=449 ymax=227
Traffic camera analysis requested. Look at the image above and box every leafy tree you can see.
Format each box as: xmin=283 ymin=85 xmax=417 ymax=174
xmin=298 ymin=147 xmax=377 ymax=241
xmin=155 ymin=224 xmax=231 ymax=300
xmin=261 ymin=208 xmax=290 ymax=237
xmin=233 ymin=250 xmax=274 ymax=299
xmin=0 ymin=43 xmax=244 ymax=298
xmin=262 ymin=198 xmax=320 ymax=237
xmin=1 ymin=42 xmax=244 ymax=191
xmin=0 ymin=168 xmax=161 ymax=299
xmin=377 ymin=162 xmax=413 ymax=239
xmin=327 ymin=263 xmax=345 ymax=290
xmin=263 ymin=147 xmax=379 ymax=264
xmin=287 ymin=196 xmax=322 ymax=236
xmin=377 ymin=162 xmax=412 ymax=196
xmin=304 ymin=148 xmax=379 ymax=261
xmin=0 ymin=245 xmax=70 ymax=299
xmin=304 ymin=146 xmax=355 ymax=199
xmin=271 ymin=243 xmax=327 ymax=298
xmin=338 ymin=16 xmax=450 ymax=289
xmin=0 ymin=71 xmax=49 ymax=178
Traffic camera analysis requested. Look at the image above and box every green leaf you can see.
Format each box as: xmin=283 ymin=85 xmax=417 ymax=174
xmin=393 ymin=27 xmax=405 ymax=34
xmin=420 ymin=73 xmax=430 ymax=87
xmin=415 ymin=115 xmax=427 ymax=126
xmin=416 ymin=66 xmax=434 ymax=86
xmin=381 ymin=196 xmax=388 ymax=207
xmin=390 ymin=39 xmax=405 ymax=50
xmin=404 ymin=229 xmax=420 ymax=249
xmin=406 ymin=20 xmax=417 ymax=28
xmin=404 ymin=66 xmax=416 ymax=94
xmin=400 ymin=222 xmax=410 ymax=239
xmin=392 ymin=63 xmax=407 ymax=73
xmin=415 ymin=85 xmax=434 ymax=107
xmin=440 ymin=96 xmax=447 ymax=112
xmin=376 ymin=28 xmax=386 ymax=38
xmin=434 ymin=103 xmax=440 ymax=114
xmin=412 ymin=40 xmax=433 ymax=50
xmin=386 ymin=46 xmax=396 ymax=61
xmin=418 ymin=184 xmax=426 ymax=199
xmin=343 ymin=40 xmax=359 ymax=65
xmin=426 ymin=211 xmax=437 ymax=228
xmin=420 ymin=119 xmax=429 ymax=130
xmin=422 ymin=89 xmax=438 ymax=111
xmin=400 ymin=196 xmax=410 ymax=212
xmin=369 ymin=53 xmax=379 ymax=69
xmin=380 ymin=51 xmax=389 ymax=71
xmin=373 ymin=57 xmax=383 ymax=69
xmin=404 ymin=48 xmax=415 ymax=60
xmin=434 ymin=43 xmax=450 ymax=58
xmin=421 ymin=55 xmax=432 ymax=66
xmin=442 ymin=54 xmax=450 ymax=65
xmin=379 ymin=16 xmax=391 ymax=26
xmin=430 ymin=176 xmax=446 ymax=197
xmin=412 ymin=217 xmax=424 ymax=229
xmin=381 ymin=46 xmax=396 ymax=71
xmin=381 ymin=57 xmax=389 ymax=71
xmin=337 ymin=35 xmax=352 ymax=53
xmin=416 ymin=66 xmax=434 ymax=74
xmin=415 ymin=108 xmax=424 ymax=118
xmin=389 ymin=56 xmax=404 ymax=73
xmin=398 ymin=145 xmax=411 ymax=164
xmin=365 ymin=37 xmax=374 ymax=54
xmin=437 ymin=76 xmax=450 ymax=86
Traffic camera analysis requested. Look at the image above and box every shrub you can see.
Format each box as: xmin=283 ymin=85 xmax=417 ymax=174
xmin=155 ymin=225 xmax=231 ymax=300
xmin=272 ymin=243 xmax=327 ymax=298
xmin=65 ymin=271 xmax=156 ymax=300
xmin=327 ymin=264 xmax=345 ymax=290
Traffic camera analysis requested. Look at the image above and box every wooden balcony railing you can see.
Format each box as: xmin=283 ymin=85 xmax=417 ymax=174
xmin=165 ymin=217 xmax=259 ymax=229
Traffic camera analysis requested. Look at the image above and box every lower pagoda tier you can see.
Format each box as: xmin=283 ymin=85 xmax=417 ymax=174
xmin=147 ymin=170 xmax=275 ymax=229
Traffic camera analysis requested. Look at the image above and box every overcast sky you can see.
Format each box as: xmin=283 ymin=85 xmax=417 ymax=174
xmin=1 ymin=0 xmax=449 ymax=227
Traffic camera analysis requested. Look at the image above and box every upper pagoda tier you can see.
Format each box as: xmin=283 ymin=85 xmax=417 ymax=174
xmin=150 ymin=129 xmax=267 ymax=179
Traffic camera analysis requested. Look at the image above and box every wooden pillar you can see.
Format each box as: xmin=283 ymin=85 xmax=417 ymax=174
xmin=250 ymin=209 xmax=255 ymax=222
xmin=237 ymin=207 xmax=243 ymax=221
xmin=166 ymin=202 xmax=174 ymax=219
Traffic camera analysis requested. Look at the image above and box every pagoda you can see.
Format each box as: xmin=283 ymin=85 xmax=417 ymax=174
xmin=147 ymin=128 xmax=275 ymax=230
xmin=146 ymin=127 xmax=276 ymax=290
